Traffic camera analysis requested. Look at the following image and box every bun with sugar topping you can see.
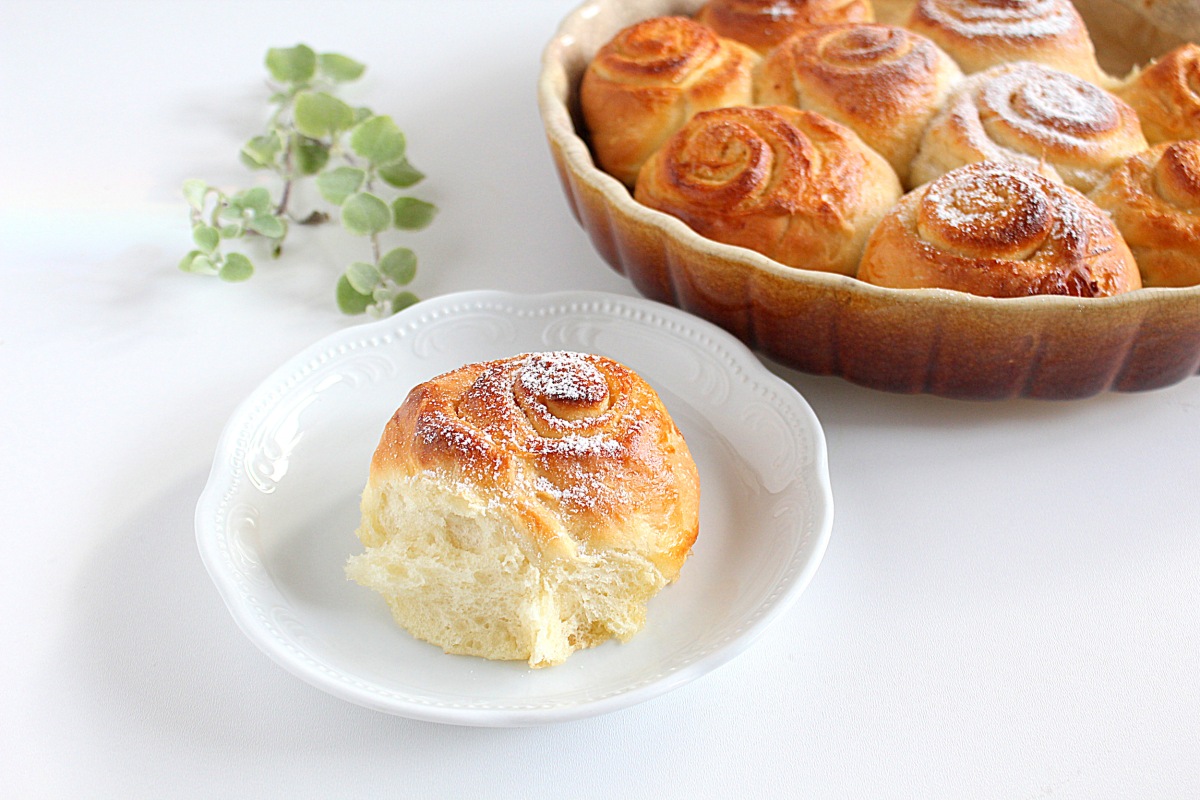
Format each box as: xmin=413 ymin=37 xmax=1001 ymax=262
xmin=904 ymin=0 xmax=1104 ymax=82
xmin=909 ymin=61 xmax=1146 ymax=194
xmin=345 ymin=351 xmax=700 ymax=668
xmin=858 ymin=160 xmax=1141 ymax=297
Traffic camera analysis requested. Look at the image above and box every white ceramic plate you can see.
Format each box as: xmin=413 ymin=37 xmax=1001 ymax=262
xmin=196 ymin=290 xmax=833 ymax=726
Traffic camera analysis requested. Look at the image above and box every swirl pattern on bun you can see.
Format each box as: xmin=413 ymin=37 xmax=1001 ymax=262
xmin=1091 ymin=141 xmax=1200 ymax=287
xmin=1113 ymin=44 xmax=1200 ymax=146
xmin=858 ymin=161 xmax=1142 ymax=296
xmin=755 ymin=23 xmax=963 ymax=185
xmin=694 ymin=0 xmax=873 ymax=54
xmin=346 ymin=351 xmax=700 ymax=667
xmin=910 ymin=61 xmax=1147 ymax=193
xmin=634 ymin=105 xmax=902 ymax=275
xmin=905 ymin=0 xmax=1104 ymax=82
xmin=581 ymin=16 xmax=759 ymax=186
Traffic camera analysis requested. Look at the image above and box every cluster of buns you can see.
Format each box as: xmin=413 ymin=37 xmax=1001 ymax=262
xmin=581 ymin=0 xmax=1200 ymax=296
xmin=346 ymin=351 xmax=700 ymax=667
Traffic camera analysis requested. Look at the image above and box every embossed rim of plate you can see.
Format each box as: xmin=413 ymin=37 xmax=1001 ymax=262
xmin=195 ymin=290 xmax=834 ymax=726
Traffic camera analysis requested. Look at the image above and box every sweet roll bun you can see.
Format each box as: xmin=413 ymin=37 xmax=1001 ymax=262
xmin=634 ymin=104 xmax=902 ymax=275
xmin=904 ymin=0 xmax=1105 ymax=83
xmin=754 ymin=23 xmax=963 ymax=185
xmin=693 ymin=0 xmax=873 ymax=54
xmin=858 ymin=161 xmax=1142 ymax=296
xmin=1113 ymin=44 xmax=1200 ymax=146
xmin=581 ymin=16 xmax=758 ymax=187
xmin=1090 ymin=141 xmax=1200 ymax=287
xmin=909 ymin=61 xmax=1147 ymax=194
xmin=345 ymin=351 xmax=701 ymax=668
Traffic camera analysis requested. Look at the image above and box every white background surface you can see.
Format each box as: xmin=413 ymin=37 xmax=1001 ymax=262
xmin=2 ymin=1 xmax=1198 ymax=796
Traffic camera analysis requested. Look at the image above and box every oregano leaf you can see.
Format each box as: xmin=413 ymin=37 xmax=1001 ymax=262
xmin=183 ymin=179 xmax=208 ymax=210
xmin=248 ymin=214 xmax=286 ymax=238
xmin=391 ymin=197 xmax=437 ymax=230
xmin=379 ymin=158 xmax=425 ymax=188
xmin=240 ymin=134 xmax=282 ymax=169
xmin=190 ymin=254 xmax=218 ymax=276
xmin=293 ymin=136 xmax=330 ymax=175
xmin=316 ymin=166 xmax=366 ymax=205
xmin=336 ymin=274 xmax=373 ymax=314
xmin=379 ymin=247 xmax=417 ymax=284
xmin=318 ymin=52 xmax=366 ymax=82
xmin=266 ymin=44 xmax=316 ymax=84
xmin=179 ymin=249 xmax=205 ymax=272
xmin=235 ymin=187 xmax=272 ymax=215
xmin=193 ymin=224 xmax=220 ymax=253
xmin=294 ymin=91 xmax=355 ymax=138
xmin=341 ymin=192 xmax=391 ymax=235
xmin=345 ymin=261 xmax=381 ymax=295
xmin=181 ymin=45 xmax=430 ymax=316
xmin=392 ymin=291 xmax=420 ymax=313
xmin=349 ymin=115 xmax=406 ymax=166
xmin=220 ymin=252 xmax=254 ymax=282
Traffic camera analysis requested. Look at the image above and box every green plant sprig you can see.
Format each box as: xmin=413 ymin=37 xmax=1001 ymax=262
xmin=179 ymin=44 xmax=436 ymax=316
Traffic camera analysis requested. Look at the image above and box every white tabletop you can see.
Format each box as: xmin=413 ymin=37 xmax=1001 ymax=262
xmin=3 ymin=1 xmax=1199 ymax=796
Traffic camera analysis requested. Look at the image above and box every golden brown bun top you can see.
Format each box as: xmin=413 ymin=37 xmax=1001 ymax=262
xmin=636 ymin=104 xmax=885 ymax=216
xmin=581 ymin=16 xmax=759 ymax=186
xmin=694 ymin=0 xmax=873 ymax=54
xmin=912 ymin=61 xmax=1147 ymax=193
xmin=1090 ymin=140 xmax=1200 ymax=287
xmin=754 ymin=23 xmax=963 ymax=179
xmin=905 ymin=0 xmax=1103 ymax=82
xmin=1152 ymin=141 xmax=1200 ymax=209
xmin=1115 ymin=44 xmax=1200 ymax=145
xmin=369 ymin=352 xmax=700 ymax=576
xmin=586 ymin=15 xmax=727 ymax=86
xmin=758 ymin=23 xmax=957 ymax=104
xmin=968 ymin=62 xmax=1140 ymax=157
xmin=859 ymin=161 xmax=1142 ymax=297
xmin=634 ymin=104 xmax=902 ymax=273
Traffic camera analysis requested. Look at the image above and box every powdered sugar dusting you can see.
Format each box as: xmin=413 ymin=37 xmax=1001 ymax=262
xmin=981 ymin=63 xmax=1118 ymax=148
xmin=917 ymin=0 xmax=1075 ymax=39
xmin=518 ymin=351 xmax=608 ymax=406
xmin=919 ymin=162 xmax=1051 ymax=255
xmin=409 ymin=352 xmax=657 ymax=516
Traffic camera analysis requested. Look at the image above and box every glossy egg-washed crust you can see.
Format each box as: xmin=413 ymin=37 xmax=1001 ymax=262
xmin=694 ymin=0 xmax=874 ymax=54
xmin=754 ymin=23 xmax=963 ymax=184
xmin=1114 ymin=44 xmax=1200 ymax=145
xmin=634 ymin=105 xmax=902 ymax=275
xmin=580 ymin=15 xmax=759 ymax=187
xmin=1091 ymin=140 xmax=1200 ymax=287
xmin=904 ymin=0 xmax=1104 ymax=82
xmin=539 ymin=0 xmax=1200 ymax=399
xmin=910 ymin=61 xmax=1148 ymax=193
xmin=859 ymin=161 xmax=1141 ymax=296
xmin=368 ymin=352 xmax=699 ymax=577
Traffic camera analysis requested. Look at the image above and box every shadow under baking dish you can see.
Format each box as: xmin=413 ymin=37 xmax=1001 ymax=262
xmin=196 ymin=290 xmax=833 ymax=725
